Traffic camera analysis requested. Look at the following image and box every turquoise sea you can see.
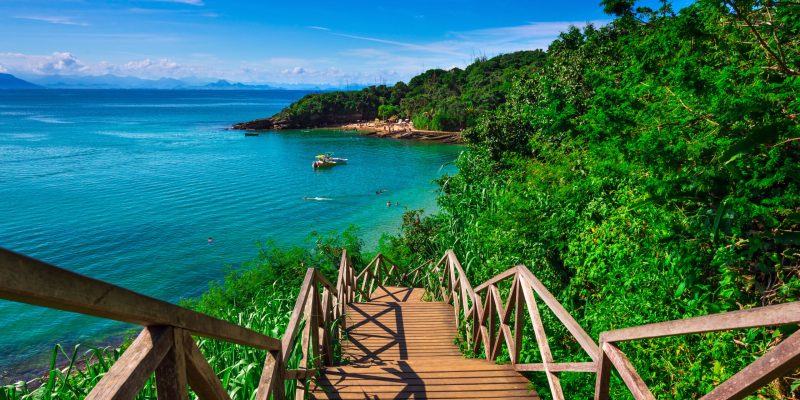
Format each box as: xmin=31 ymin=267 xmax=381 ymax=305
xmin=0 ymin=89 xmax=461 ymax=381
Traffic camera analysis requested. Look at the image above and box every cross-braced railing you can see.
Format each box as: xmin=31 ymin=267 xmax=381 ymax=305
xmin=0 ymin=247 xmax=347 ymax=400
xmin=425 ymin=250 xmax=800 ymax=400
xmin=426 ymin=250 xmax=599 ymax=399
xmin=3 ymin=246 xmax=797 ymax=400
xmin=337 ymin=252 xmax=418 ymax=303
xmin=594 ymin=302 xmax=800 ymax=399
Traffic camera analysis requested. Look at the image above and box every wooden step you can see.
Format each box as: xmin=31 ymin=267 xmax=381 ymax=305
xmin=310 ymin=286 xmax=539 ymax=399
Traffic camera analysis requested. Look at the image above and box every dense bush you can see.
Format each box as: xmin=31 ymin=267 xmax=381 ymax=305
xmin=381 ymin=0 xmax=799 ymax=398
xmin=268 ymin=50 xmax=546 ymax=131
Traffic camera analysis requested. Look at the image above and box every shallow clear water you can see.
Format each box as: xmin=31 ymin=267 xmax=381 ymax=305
xmin=0 ymin=90 xmax=460 ymax=380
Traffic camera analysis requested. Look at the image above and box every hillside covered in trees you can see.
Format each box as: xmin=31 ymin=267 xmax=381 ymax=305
xmin=234 ymin=51 xmax=546 ymax=132
xmin=376 ymin=0 xmax=799 ymax=397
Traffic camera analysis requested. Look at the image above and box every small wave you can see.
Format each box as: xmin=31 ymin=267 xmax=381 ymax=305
xmin=27 ymin=116 xmax=72 ymax=124
xmin=94 ymin=131 xmax=164 ymax=140
xmin=104 ymin=102 xmax=278 ymax=108
xmin=303 ymin=197 xmax=333 ymax=201
xmin=0 ymin=111 xmax=35 ymax=116
xmin=3 ymin=133 xmax=48 ymax=141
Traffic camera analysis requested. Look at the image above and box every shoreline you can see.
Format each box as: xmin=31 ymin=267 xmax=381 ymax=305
xmin=332 ymin=122 xmax=462 ymax=144
xmin=232 ymin=119 xmax=463 ymax=144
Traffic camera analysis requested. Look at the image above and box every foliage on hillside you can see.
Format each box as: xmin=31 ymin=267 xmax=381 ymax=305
xmin=270 ymin=51 xmax=546 ymax=131
xmin=380 ymin=0 xmax=799 ymax=398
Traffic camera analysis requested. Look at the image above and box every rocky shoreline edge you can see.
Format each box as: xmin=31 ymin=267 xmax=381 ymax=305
xmin=232 ymin=119 xmax=462 ymax=144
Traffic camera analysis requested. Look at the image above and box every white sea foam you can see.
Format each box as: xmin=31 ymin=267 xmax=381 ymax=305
xmin=27 ymin=116 xmax=72 ymax=124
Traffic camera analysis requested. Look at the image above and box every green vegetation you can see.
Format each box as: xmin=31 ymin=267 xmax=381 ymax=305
xmin=378 ymin=0 xmax=799 ymax=398
xmin=269 ymin=51 xmax=546 ymax=131
xmin=3 ymin=0 xmax=798 ymax=398
xmin=1 ymin=231 xmax=364 ymax=400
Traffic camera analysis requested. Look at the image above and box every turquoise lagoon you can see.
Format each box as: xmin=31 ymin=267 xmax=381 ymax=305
xmin=0 ymin=90 xmax=460 ymax=380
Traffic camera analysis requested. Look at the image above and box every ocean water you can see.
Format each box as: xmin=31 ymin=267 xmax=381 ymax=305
xmin=0 ymin=90 xmax=461 ymax=381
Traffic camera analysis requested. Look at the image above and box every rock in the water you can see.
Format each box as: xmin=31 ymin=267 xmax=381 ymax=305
xmin=232 ymin=118 xmax=275 ymax=130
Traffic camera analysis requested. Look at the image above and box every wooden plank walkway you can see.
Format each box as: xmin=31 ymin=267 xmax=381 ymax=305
xmin=310 ymin=286 xmax=539 ymax=399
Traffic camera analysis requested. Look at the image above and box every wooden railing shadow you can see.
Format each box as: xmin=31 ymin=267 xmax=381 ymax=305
xmin=314 ymin=361 xmax=425 ymax=400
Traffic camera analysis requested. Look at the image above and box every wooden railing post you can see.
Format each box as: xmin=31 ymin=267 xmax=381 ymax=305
xmin=155 ymin=327 xmax=188 ymax=400
xmin=594 ymin=342 xmax=612 ymax=400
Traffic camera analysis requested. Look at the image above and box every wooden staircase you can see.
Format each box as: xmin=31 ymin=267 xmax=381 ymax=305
xmin=1 ymin=247 xmax=799 ymax=400
xmin=310 ymin=286 xmax=538 ymax=399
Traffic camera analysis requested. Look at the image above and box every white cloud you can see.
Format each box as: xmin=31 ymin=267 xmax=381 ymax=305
xmin=39 ymin=52 xmax=86 ymax=74
xmin=150 ymin=0 xmax=205 ymax=6
xmin=0 ymin=52 xmax=89 ymax=75
xmin=0 ymin=52 xmax=205 ymax=79
xmin=0 ymin=20 xmax=609 ymax=85
xmin=14 ymin=15 xmax=89 ymax=26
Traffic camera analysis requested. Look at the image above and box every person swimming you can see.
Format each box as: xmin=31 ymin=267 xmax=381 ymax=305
xmin=208 ymin=237 xmax=214 ymax=244
xmin=386 ymin=201 xmax=391 ymax=207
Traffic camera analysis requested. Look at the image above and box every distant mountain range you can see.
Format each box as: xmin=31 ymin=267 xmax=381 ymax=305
xmin=0 ymin=73 xmax=42 ymax=89
xmin=0 ymin=72 xmax=366 ymax=91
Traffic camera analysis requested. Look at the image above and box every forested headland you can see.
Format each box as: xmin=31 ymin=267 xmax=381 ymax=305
xmin=233 ymin=51 xmax=546 ymax=131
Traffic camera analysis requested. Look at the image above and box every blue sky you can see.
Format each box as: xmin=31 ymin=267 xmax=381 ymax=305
xmin=0 ymin=0 xmax=633 ymax=84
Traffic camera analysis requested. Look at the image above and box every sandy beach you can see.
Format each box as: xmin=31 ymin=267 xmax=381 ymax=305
xmin=337 ymin=121 xmax=462 ymax=144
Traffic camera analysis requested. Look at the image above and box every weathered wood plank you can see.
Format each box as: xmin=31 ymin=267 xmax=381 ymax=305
xmin=593 ymin=349 xmax=612 ymax=400
xmin=280 ymin=268 xmax=315 ymax=364
xmin=255 ymin=349 xmax=282 ymax=400
xmin=183 ymin=334 xmax=233 ymax=400
xmin=0 ymin=248 xmax=280 ymax=351
xmin=515 ymin=362 xmax=596 ymax=373
xmin=474 ymin=266 xmax=517 ymax=294
xmin=520 ymin=279 xmax=564 ymax=400
xmin=155 ymin=327 xmax=188 ymax=400
xmin=86 ymin=326 xmax=173 ymax=400
xmin=700 ymin=330 xmax=800 ymax=400
xmin=602 ymin=342 xmax=655 ymax=400
xmin=517 ymin=266 xmax=600 ymax=361
xmin=601 ymin=302 xmax=800 ymax=343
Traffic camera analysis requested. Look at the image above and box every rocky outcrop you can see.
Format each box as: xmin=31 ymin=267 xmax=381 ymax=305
xmin=232 ymin=118 xmax=276 ymax=130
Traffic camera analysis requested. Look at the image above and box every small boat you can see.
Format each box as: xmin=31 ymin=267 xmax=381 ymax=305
xmin=312 ymin=153 xmax=346 ymax=169
xmin=313 ymin=159 xmax=336 ymax=169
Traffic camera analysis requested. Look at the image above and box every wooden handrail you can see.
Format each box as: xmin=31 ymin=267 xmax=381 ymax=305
xmin=0 ymin=247 xmax=280 ymax=350
xmin=429 ymin=252 xmax=799 ymax=400
xmin=0 ymin=247 xmax=347 ymax=400
xmin=424 ymin=253 xmax=598 ymax=400
xmin=599 ymin=302 xmax=800 ymax=343
xmin=594 ymin=301 xmax=800 ymax=400
xmin=4 ymin=245 xmax=797 ymax=400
